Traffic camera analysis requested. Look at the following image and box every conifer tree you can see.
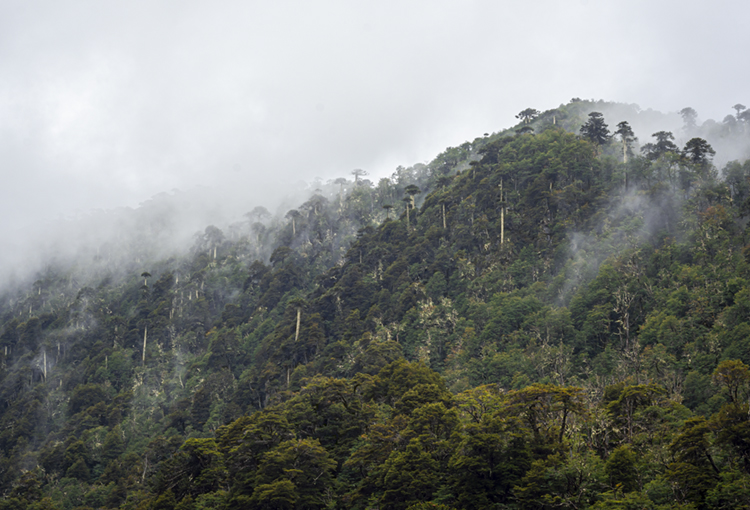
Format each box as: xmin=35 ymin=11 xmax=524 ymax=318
xmin=614 ymin=121 xmax=637 ymax=164
xmin=579 ymin=111 xmax=610 ymax=152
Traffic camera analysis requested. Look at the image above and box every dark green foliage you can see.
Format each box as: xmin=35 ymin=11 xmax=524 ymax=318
xmin=604 ymin=445 xmax=638 ymax=492
xmin=1 ymin=98 xmax=750 ymax=508
xmin=580 ymin=111 xmax=611 ymax=148
xmin=683 ymin=137 xmax=716 ymax=165
xmin=641 ymin=131 xmax=679 ymax=160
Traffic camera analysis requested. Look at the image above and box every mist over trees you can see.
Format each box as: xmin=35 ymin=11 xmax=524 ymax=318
xmin=3 ymin=98 xmax=750 ymax=509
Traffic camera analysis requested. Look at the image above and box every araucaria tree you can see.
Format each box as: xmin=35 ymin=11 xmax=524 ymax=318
xmin=579 ymin=111 xmax=610 ymax=152
xmin=286 ymin=210 xmax=301 ymax=236
xmin=614 ymin=121 xmax=637 ymax=164
xmin=403 ymin=185 xmax=420 ymax=229
xmin=382 ymin=204 xmax=394 ymax=220
xmin=351 ymin=168 xmax=368 ymax=184
xmin=404 ymin=184 xmax=421 ymax=207
xmin=402 ymin=197 xmax=413 ymax=227
xmin=679 ymin=107 xmax=698 ymax=130
xmin=516 ymin=108 xmax=540 ymax=124
xmin=683 ymin=137 xmax=716 ymax=165
xmin=641 ymin=131 xmax=679 ymax=160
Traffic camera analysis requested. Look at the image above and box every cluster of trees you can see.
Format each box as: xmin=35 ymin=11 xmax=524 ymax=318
xmin=579 ymin=112 xmax=717 ymax=167
xmin=1 ymin=99 xmax=750 ymax=508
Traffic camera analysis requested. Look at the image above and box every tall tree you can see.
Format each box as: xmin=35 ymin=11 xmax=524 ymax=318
xmin=404 ymin=185 xmax=421 ymax=207
xmin=614 ymin=121 xmax=637 ymax=164
xmin=579 ymin=112 xmax=610 ymax=152
xmin=516 ymin=108 xmax=540 ymax=124
xmin=142 ymin=324 xmax=148 ymax=365
xmin=402 ymin=197 xmax=413 ymax=228
xmin=286 ymin=210 xmax=301 ymax=236
xmin=641 ymin=131 xmax=679 ymax=160
xmin=289 ymin=298 xmax=307 ymax=344
xmin=334 ymin=177 xmax=348 ymax=208
xmin=351 ymin=169 xmax=368 ymax=184
xmin=382 ymin=204 xmax=394 ymax=220
xmin=246 ymin=206 xmax=271 ymax=223
xmin=680 ymin=107 xmax=698 ymax=130
xmin=682 ymin=137 xmax=716 ymax=165
xmin=733 ymin=103 xmax=746 ymax=119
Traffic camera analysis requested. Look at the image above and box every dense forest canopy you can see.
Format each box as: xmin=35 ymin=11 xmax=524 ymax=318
xmin=2 ymin=99 xmax=750 ymax=509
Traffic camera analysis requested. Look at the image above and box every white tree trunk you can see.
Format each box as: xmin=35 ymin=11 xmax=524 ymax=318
xmin=142 ymin=326 xmax=147 ymax=364
xmin=295 ymin=307 xmax=301 ymax=342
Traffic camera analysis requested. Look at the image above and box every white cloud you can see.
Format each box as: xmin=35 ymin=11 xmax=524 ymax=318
xmin=0 ymin=0 xmax=748 ymax=238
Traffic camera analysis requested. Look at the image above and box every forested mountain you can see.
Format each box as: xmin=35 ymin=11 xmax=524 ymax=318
xmin=2 ymin=99 xmax=750 ymax=509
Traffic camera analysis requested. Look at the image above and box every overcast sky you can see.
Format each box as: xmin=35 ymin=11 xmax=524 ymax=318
xmin=1 ymin=0 xmax=749 ymax=234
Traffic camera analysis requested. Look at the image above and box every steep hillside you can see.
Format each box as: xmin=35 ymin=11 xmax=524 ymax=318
xmin=3 ymin=101 xmax=750 ymax=509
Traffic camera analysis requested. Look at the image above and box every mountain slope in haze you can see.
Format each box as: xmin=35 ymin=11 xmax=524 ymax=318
xmin=2 ymin=100 xmax=750 ymax=509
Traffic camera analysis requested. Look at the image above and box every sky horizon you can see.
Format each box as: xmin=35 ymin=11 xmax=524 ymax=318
xmin=2 ymin=1 xmax=749 ymax=232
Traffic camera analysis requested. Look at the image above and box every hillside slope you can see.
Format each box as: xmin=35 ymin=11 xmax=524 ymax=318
xmin=2 ymin=101 xmax=750 ymax=509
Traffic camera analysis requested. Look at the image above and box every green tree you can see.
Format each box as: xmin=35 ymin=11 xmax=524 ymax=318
xmin=403 ymin=197 xmax=414 ymax=228
xmin=606 ymin=384 xmax=666 ymax=443
xmin=579 ymin=112 xmax=610 ymax=151
xmin=712 ymin=359 xmax=750 ymax=404
xmin=506 ymin=384 xmax=586 ymax=448
xmin=383 ymin=204 xmax=394 ymax=220
xmin=666 ymin=417 xmax=720 ymax=504
xmin=614 ymin=121 xmax=637 ymax=165
xmin=404 ymin=185 xmax=421 ymax=212
xmin=604 ymin=445 xmax=638 ymax=493
xmin=248 ymin=479 xmax=297 ymax=510
xmin=449 ymin=413 xmax=531 ymax=509
xmin=379 ymin=442 xmax=441 ymax=510
xmin=514 ymin=451 xmax=606 ymax=510
xmin=253 ymin=438 xmax=336 ymax=510
xmin=154 ymin=438 xmax=226 ymax=501
xmin=641 ymin=131 xmax=679 ymax=160
xmin=682 ymin=137 xmax=716 ymax=166
xmin=516 ymin=108 xmax=540 ymax=124
xmin=218 ymin=410 xmax=294 ymax=502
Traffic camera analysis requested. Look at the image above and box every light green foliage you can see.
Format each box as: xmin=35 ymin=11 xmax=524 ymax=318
xmin=253 ymin=438 xmax=336 ymax=510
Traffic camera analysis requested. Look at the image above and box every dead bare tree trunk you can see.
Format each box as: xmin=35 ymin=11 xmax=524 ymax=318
xmin=295 ymin=307 xmax=301 ymax=342
xmin=142 ymin=326 xmax=147 ymax=365
xmin=141 ymin=457 xmax=148 ymax=483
